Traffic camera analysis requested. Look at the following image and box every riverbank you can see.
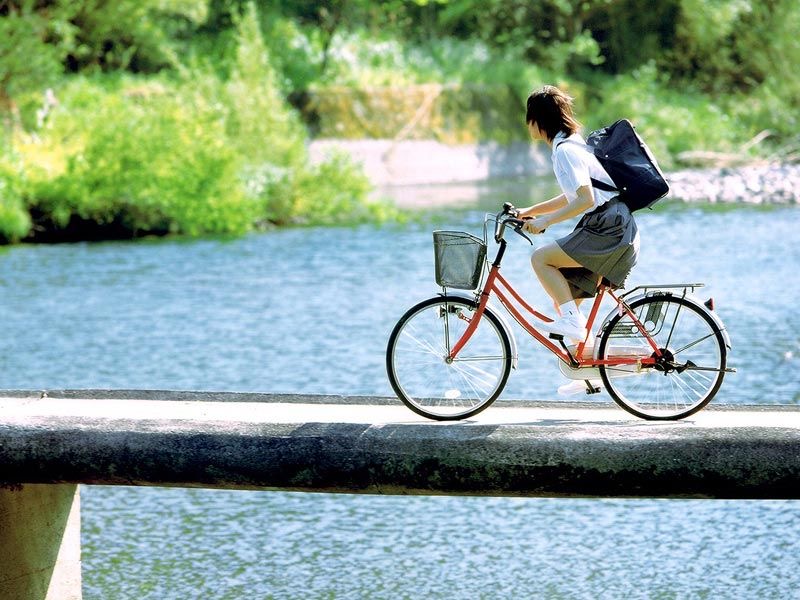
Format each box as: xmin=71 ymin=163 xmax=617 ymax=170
xmin=310 ymin=139 xmax=800 ymax=205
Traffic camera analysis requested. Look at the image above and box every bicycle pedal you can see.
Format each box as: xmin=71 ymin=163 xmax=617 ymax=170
xmin=584 ymin=380 xmax=602 ymax=394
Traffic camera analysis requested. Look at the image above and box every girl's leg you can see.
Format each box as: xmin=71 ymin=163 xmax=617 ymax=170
xmin=575 ymin=276 xmax=603 ymax=310
xmin=531 ymin=242 xmax=584 ymax=308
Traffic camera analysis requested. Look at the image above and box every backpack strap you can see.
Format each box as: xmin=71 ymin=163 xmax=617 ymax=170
xmin=589 ymin=177 xmax=617 ymax=192
xmin=554 ymin=138 xmax=619 ymax=193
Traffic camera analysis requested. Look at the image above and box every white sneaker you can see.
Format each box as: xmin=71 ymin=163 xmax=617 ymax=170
xmin=542 ymin=312 xmax=587 ymax=342
xmin=558 ymin=379 xmax=603 ymax=396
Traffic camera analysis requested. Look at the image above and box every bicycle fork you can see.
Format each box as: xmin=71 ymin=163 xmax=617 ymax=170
xmin=445 ymin=285 xmax=495 ymax=362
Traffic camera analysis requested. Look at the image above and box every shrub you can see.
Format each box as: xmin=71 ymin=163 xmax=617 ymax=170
xmin=31 ymin=82 xmax=255 ymax=237
xmin=0 ymin=8 xmax=62 ymax=112
xmin=0 ymin=156 xmax=32 ymax=243
xmin=294 ymin=151 xmax=381 ymax=225
xmin=13 ymin=5 xmax=387 ymax=241
xmin=225 ymin=4 xmax=382 ymax=226
xmin=221 ymin=5 xmax=308 ymax=169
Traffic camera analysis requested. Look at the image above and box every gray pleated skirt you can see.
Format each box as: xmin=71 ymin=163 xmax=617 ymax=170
xmin=556 ymin=198 xmax=640 ymax=299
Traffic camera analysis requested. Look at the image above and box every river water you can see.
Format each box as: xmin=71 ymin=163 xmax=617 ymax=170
xmin=1 ymin=178 xmax=799 ymax=598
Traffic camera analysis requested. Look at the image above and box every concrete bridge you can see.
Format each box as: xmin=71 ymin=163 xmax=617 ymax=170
xmin=2 ymin=389 xmax=799 ymax=599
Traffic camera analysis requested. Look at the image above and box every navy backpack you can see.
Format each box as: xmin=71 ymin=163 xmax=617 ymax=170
xmin=560 ymin=119 xmax=670 ymax=212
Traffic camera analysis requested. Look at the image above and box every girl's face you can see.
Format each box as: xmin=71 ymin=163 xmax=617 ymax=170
xmin=527 ymin=120 xmax=546 ymax=143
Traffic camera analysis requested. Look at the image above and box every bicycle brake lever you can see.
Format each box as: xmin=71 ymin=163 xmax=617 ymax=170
xmin=516 ymin=226 xmax=534 ymax=245
xmin=508 ymin=218 xmax=534 ymax=245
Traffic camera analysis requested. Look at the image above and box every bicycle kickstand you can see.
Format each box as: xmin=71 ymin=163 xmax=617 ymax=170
xmin=583 ymin=380 xmax=601 ymax=395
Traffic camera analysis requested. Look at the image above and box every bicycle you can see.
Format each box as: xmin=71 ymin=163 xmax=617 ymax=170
xmin=386 ymin=203 xmax=734 ymax=421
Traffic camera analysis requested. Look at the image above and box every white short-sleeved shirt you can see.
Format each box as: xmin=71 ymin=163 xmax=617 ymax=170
xmin=552 ymin=131 xmax=617 ymax=208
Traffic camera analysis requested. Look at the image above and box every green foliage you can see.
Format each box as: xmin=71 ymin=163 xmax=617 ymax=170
xmin=726 ymin=1 xmax=800 ymax=138
xmin=9 ymin=4 xmax=382 ymax=242
xmin=4 ymin=0 xmax=800 ymax=244
xmin=318 ymin=30 xmax=532 ymax=88
xmin=257 ymin=12 xmax=320 ymax=92
xmin=242 ymin=151 xmax=378 ymax=226
xmin=225 ymin=4 xmax=379 ymax=225
xmin=585 ymin=0 xmax=680 ymax=73
xmin=53 ymin=0 xmax=215 ymax=73
xmin=0 ymin=155 xmax=32 ymax=243
xmin=295 ymin=151 xmax=381 ymax=224
xmin=222 ymin=5 xmax=307 ymax=166
xmin=433 ymin=0 xmax=607 ymax=73
xmin=663 ymin=0 xmax=800 ymax=125
xmin=56 ymin=0 xmax=172 ymax=72
xmin=31 ymin=80 xmax=254 ymax=237
xmin=0 ymin=7 xmax=62 ymax=105
xmin=668 ymin=0 xmax=757 ymax=92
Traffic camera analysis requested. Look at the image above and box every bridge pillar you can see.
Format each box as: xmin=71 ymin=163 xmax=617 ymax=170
xmin=0 ymin=484 xmax=82 ymax=600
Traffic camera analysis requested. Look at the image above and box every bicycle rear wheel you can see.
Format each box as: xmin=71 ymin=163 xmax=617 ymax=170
xmin=598 ymin=295 xmax=726 ymax=420
xmin=386 ymin=296 xmax=512 ymax=420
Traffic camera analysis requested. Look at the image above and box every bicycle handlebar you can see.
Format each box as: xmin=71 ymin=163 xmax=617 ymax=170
xmin=494 ymin=203 xmax=534 ymax=245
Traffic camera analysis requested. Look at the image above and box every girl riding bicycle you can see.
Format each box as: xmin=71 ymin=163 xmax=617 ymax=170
xmin=518 ymin=86 xmax=640 ymax=344
xmin=387 ymin=87 xmax=731 ymax=418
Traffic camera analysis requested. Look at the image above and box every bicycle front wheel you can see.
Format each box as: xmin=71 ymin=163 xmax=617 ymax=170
xmin=386 ymin=296 xmax=512 ymax=420
xmin=598 ymin=295 xmax=727 ymax=420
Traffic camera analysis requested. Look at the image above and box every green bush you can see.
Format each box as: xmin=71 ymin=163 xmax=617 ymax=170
xmin=226 ymin=4 xmax=383 ymax=226
xmin=0 ymin=156 xmax=32 ymax=243
xmin=0 ymin=8 xmax=62 ymax=110
xmin=294 ymin=151 xmax=382 ymax=225
xmin=31 ymin=82 xmax=255 ymax=237
xmin=10 ymin=4 xmax=387 ymax=242
xmin=221 ymin=5 xmax=308 ymax=168
xmin=241 ymin=151 xmax=377 ymax=226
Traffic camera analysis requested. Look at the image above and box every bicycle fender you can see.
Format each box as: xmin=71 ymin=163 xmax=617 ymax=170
xmin=439 ymin=291 xmax=519 ymax=369
xmin=685 ymin=293 xmax=732 ymax=349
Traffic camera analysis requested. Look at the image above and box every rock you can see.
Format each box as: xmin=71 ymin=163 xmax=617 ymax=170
xmin=667 ymin=164 xmax=800 ymax=204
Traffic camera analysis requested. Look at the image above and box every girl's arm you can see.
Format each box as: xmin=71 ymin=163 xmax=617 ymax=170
xmin=524 ymin=185 xmax=594 ymax=234
xmin=517 ymin=193 xmax=567 ymax=218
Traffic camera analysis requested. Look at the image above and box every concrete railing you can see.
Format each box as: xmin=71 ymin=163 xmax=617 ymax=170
xmin=2 ymin=390 xmax=799 ymax=598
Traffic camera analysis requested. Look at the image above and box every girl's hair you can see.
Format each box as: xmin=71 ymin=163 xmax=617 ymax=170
xmin=526 ymin=85 xmax=581 ymax=141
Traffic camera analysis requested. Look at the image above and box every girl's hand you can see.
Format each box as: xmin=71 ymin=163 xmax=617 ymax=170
xmin=524 ymin=217 xmax=549 ymax=235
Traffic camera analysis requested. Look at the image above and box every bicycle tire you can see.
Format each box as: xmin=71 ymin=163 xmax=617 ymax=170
xmin=598 ymin=295 xmax=727 ymax=420
xmin=386 ymin=295 xmax=513 ymax=421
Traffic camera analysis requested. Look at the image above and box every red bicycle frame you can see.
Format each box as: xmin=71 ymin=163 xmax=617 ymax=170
xmin=447 ymin=258 xmax=662 ymax=370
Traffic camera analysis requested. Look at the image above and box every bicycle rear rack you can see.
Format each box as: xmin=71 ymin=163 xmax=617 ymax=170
xmin=620 ymin=283 xmax=705 ymax=300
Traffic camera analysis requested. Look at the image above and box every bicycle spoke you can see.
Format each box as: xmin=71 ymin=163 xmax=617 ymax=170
xmin=453 ymin=367 xmax=491 ymax=401
xmin=451 ymin=360 xmax=500 ymax=392
xmin=673 ymin=331 xmax=718 ymax=356
xmin=664 ymin=301 xmax=682 ymax=350
xmin=402 ymin=326 xmax=446 ymax=357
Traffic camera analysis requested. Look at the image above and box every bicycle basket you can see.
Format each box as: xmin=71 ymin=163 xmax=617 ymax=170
xmin=433 ymin=230 xmax=487 ymax=290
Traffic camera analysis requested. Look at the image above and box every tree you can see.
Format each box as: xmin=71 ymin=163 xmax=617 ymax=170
xmin=0 ymin=4 xmax=62 ymax=127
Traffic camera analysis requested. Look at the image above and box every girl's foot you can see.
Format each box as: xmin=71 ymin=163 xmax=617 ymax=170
xmin=542 ymin=311 xmax=587 ymax=342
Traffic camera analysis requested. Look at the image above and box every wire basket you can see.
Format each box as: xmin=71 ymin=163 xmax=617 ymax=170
xmin=433 ymin=230 xmax=487 ymax=290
